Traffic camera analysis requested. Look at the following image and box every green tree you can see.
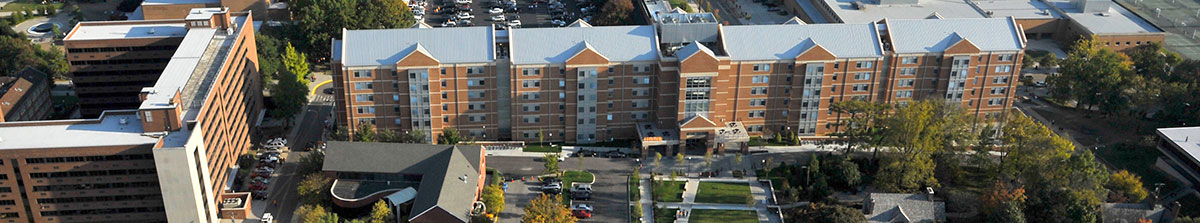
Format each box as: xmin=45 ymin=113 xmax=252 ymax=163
xmin=297 ymin=173 xmax=332 ymax=206
xmin=543 ymin=154 xmax=561 ymax=175
xmin=829 ymin=100 xmax=890 ymax=157
xmin=368 ymin=200 xmax=393 ymax=223
xmin=997 ymin=113 xmax=1074 ymax=177
xmin=1106 ymin=170 xmax=1148 ymax=203
xmin=403 ymin=130 xmax=427 ymax=143
xmin=331 ymin=127 xmax=351 ymax=141
xmin=297 ymin=150 xmax=325 ymax=174
xmin=355 ymin=123 xmax=377 ymax=142
xmin=674 ymin=152 xmax=685 ymax=171
xmin=522 ymin=194 xmax=576 ymax=223
xmin=480 ymin=184 xmax=505 ymax=215
xmin=255 ymin=33 xmax=284 ymax=86
xmin=788 ymin=203 xmax=866 ymax=223
xmin=296 ymin=204 xmax=336 ymax=223
xmin=1052 ymin=37 xmax=1133 ymax=113
xmin=653 ymin=152 xmax=663 ymax=173
xmin=269 ymin=69 xmax=309 ymax=124
xmin=356 ymin=0 xmax=415 ymax=29
xmin=293 ymin=0 xmax=415 ymax=61
xmin=827 ymin=158 xmax=861 ymax=189
xmin=703 ymin=150 xmax=713 ymax=171
xmin=282 ymin=42 xmax=312 ymax=83
xmin=438 ymin=128 xmax=464 ymax=144
xmin=875 ymin=100 xmax=943 ymax=192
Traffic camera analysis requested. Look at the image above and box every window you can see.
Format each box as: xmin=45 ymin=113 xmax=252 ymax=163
xmin=752 ymin=76 xmax=769 ymax=83
xmin=608 ymin=67 xmax=614 ymax=73
xmin=852 ymin=84 xmax=869 ymax=92
xmin=393 ymin=94 xmax=401 ymax=101
xmin=685 ymin=89 xmax=709 ymax=100
xmin=993 ymin=76 xmax=1010 ymax=84
xmin=356 ymin=94 xmax=374 ymax=102
xmin=144 ymin=111 xmax=152 ymax=122
xmin=523 ymin=116 xmax=541 ymax=123
xmin=856 ymin=61 xmax=873 ymax=68
xmin=469 ymin=103 xmax=487 ymax=110
xmin=440 ymin=68 xmax=447 ymax=75
xmin=353 ymin=70 xmax=372 ymax=77
xmin=854 ymin=73 xmax=871 ymax=80
xmin=901 ymin=57 xmax=918 ymax=64
xmin=606 ymin=114 xmax=613 ymax=120
xmin=522 ymin=104 xmax=542 ymax=112
xmin=753 ymin=64 xmax=771 ymax=71
xmin=637 ymin=77 xmax=652 ymax=85
xmin=354 ymin=82 xmax=373 ymax=90
xmin=632 ymin=101 xmax=645 ymax=108
xmin=469 ymin=91 xmax=486 ymax=99
xmin=900 ymin=68 xmax=916 ymax=76
xmin=522 ymin=80 xmax=541 ymax=88
xmin=686 ymin=77 xmax=711 ymax=88
xmin=897 ymin=90 xmax=913 ymax=98
xmin=469 ymin=115 xmax=487 ymax=122
xmin=356 ymin=107 xmax=376 ymax=114
xmin=750 ymin=99 xmax=767 ymax=106
xmin=988 ymin=98 xmax=1007 ymax=106
xmin=522 ymin=68 xmax=541 ymax=76
xmin=467 ymin=79 xmax=486 ymax=86
xmin=522 ymin=92 xmax=541 ymax=100
xmin=998 ymin=54 xmax=1015 ymax=61
xmin=751 ymin=87 xmax=768 ymax=95
xmin=466 ymin=66 xmax=484 ymax=74
xmin=994 ymin=65 xmax=1012 ymax=73
xmin=897 ymin=79 xmax=915 ymax=87
xmin=748 ymin=110 xmax=766 ymax=118
xmin=991 ymin=87 xmax=1008 ymax=95
xmin=558 ymin=92 xmax=565 ymax=99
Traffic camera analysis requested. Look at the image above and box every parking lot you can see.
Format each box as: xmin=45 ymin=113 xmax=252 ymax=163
xmin=489 ymin=156 xmax=635 ymax=222
xmin=413 ymin=0 xmax=597 ymax=28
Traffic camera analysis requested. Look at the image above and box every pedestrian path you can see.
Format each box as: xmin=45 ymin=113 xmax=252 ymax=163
xmin=650 ymin=176 xmax=781 ymax=223
xmin=640 ymin=175 xmax=655 ymax=223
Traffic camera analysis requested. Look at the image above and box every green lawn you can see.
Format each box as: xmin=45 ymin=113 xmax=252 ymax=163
xmin=655 ymin=208 xmax=678 ymax=223
xmin=1 ymin=0 xmax=61 ymax=12
xmin=1095 ymin=143 xmax=1180 ymax=191
xmin=523 ymin=144 xmax=561 ymax=153
xmin=748 ymin=137 xmax=790 ymax=147
xmin=695 ymin=182 xmax=752 ymax=204
xmin=689 ymin=209 xmax=758 ymax=223
xmin=561 ymin=170 xmax=594 ymax=191
xmin=654 ymin=180 xmax=686 ymax=202
xmin=630 ymin=175 xmax=641 ymax=202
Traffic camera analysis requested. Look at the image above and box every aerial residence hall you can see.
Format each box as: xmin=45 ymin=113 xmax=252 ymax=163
xmin=331 ymin=17 xmax=1026 ymax=155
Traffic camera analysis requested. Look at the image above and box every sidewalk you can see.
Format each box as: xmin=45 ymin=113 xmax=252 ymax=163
xmin=650 ymin=176 xmax=781 ymax=223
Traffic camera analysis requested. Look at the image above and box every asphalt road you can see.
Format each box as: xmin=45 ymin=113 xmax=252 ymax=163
xmin=262 ymin=98 xmax=333 ymax=223
xmin=422 ymin=0 xmax=592 ymax=28
xmin=489 ymin=156 xmax=635 ymax=223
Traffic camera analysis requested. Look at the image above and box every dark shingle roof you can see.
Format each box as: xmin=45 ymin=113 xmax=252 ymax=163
xmin=322 ymin=142 xmax=482 ymax=223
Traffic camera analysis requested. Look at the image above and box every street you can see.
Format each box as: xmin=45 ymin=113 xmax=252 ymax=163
xmin=257 ymin=82 xmax=334 ymax=223
xmin=489 ymin=156 xmax=635 ymax=223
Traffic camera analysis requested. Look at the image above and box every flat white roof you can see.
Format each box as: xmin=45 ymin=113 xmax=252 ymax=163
xmin=0 ymin=112 xmax=159 ymax=150
xmin=1158 ymin=126 xmax=1200 ymax=166
xmin=65 ymin=23 xmax=188 ymax=41
xmin=1051 ymin=1 xmax=1161 ymax=33
xmin=823 ymin=0 xmax=986 ymax=24
xmin=970 ymin=0 xmax=1061 ymax=19
xmin=185 ymin=8 xmax=226 ymax=20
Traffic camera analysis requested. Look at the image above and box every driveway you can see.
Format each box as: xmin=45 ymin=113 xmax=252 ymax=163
xmin=489 ymin=156 xmax=636 ymax=223
xmin=11 ymin=11 xmax=73 ymax=43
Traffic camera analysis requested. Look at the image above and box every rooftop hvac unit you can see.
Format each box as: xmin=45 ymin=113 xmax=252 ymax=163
xmin=221 ymin=198 xmax=242 ymax=208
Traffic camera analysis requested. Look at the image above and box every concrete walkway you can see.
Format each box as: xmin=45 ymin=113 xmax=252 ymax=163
xmin=651 ymin=177 xmax=781 ymax=223
xmin=640 ymin=175 xmax=655 ymax=223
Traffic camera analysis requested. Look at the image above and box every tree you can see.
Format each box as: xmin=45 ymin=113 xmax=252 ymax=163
xmin=297 ymin=204 xmax=337 ymax=223
xmin=997 ymin=113 xmax=1073 ymax=178
xmin=403 ymin=130 xmax=428 ymax=143
xmin=297 ymin=173 xmax=332 ymax=206
xmin=593 ymin=0 xmax=633 ymax=25
xmin=256 ymin=33 xmax=284 ymax=86
xmin=703 ymin=150 xmax=713 ymax=171
xmin=356 ymin=0 xmax=415 ymax=29
xmin=368 ymin=200 xmax=393 ymax=223
xmin=438 ymin=128 xmax=464 ymax=144
xmin=355 ymin=123 xmax=377 ymax=142
xmin=521 ymin=194 xmax=576 ymax=223
xmin=269 ymin=69 xmax=309 ymax=123
xmin=294 ymin=0 xmax=415 ymax=61
xmin=331 ymin=127 xmax=351 ymax=141
xmin=829 ymin=100 xmax=890 ymax=157
xmin=1106 ymin=170 xmax=1148 ymax=203
xmin=1052 ymin=37 xmax=1133 ymax=113
xmin=543 ymin=154 xmax=561 ymax=175
xmin=1024 ymin=150 xmax=1108 ymax=223
xmin=116 ymin=0 xmax=144 ymax=12
xmin=874 ymin=100 xmax=944 ymax=192
xmin=674 ymin=152 xmax=685 ymax=171
xmin=0 ymin=36 xmax=39 ymax=75
xmin=282 ymin=42 xmax=312 ymax=83
xmin=653 ymin=152 xmax=663 ymax=173
xmin=297 ymin=150 xmax=326 ymax=174
xmin=480 ymin=184 xmax=505 ymax=215
xmin=788 ymin=203 xmax=866 ymax=223
xmin=826 ymin=157 xmax=861 ymax=189
xmin=981 ymin=181 xmax=1026 ymax=223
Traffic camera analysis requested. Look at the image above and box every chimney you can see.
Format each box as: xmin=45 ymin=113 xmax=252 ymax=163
xmin=925 ymin=187 xmax=935 ymax=201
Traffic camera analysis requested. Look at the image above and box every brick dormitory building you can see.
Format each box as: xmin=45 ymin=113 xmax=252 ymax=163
xmin=331 ymin=16 xmax=1027 ymax=155
xmin=0 ymin=8 xmax=262 ymax=223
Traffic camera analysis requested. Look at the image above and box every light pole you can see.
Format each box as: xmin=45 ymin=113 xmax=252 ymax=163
xmin=802 ymin=165 xmax=810 ymax=185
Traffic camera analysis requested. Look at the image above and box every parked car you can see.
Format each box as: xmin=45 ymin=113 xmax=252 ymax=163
xmin=322 ymin=88 xmax=334 ymax=94
xmin=457 ymin=12 xmax=475 ymax=20
xmin=488 ymin=7 xmax=503 ymax=14
xmin=455 ymin=0 xmax=471 ymax=4
xmin=571 ymin=209 xmax=592 ymax=218
xmin=571 ymin=190 xmax=591 ymax=200
xmin=541 ymin=177 xmax=562 ymax=185
xmin=551 ymin=19 xmax=566 ymax=26
xmin=605 ymin=151 xmax=626 ymax=158
xmin=507 ymin=20 xmax=521 ymax=27
xmin=543 ymin=182 xmax=562 ymax=194
xmin=442 ymin=20 xmax=457 ymax=27
xmin=572 ymin=203 xmax=593 ymax=211
xmin=490 ymin=15 xmax=505 ymax=21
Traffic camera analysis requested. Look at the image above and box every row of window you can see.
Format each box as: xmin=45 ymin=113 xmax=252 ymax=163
xmin=25 ymin=154 xmax=154 ymax=164
xmin=41 ymin=206 xmax=165 ymax=216
xmin=37 ymin=194 xmax=162 ymax=204
xmin=28 ymin=168 xmax=157 ymax=179
xmin=69 ymin=58 xmax=171 ymax=66
xmin=33 ymin=181 xmax=159 ymax=192
xmin=66 ymin=45 xmax=178 ymax=53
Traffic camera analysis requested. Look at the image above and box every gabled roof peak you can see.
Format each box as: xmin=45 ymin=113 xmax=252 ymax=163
xmin=676 ymin=41 xmax=715 ymax=61
xmin=783 ymin=17 xmax=807 ymax=24
xmin=568 ymin=19 xmax=592 ymax=27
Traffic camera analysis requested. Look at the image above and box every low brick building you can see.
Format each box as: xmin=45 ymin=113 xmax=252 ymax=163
xmin=0 ymin=67 xmax=52 ymax=122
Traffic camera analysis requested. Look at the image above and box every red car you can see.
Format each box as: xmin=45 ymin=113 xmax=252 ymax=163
xmin=571 ymin=210 xmax=591 ymax=218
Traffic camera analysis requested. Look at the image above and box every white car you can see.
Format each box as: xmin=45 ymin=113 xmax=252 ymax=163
xmin=551 ymin=19 xmax=566 ymax=26
xmin=455 ymin=0 xmax=471 ymax=4
xmin=489 ymin=7 xmax=504 ymax=14
xmin=442 ymin=20 xmax=457 ymax=27
xmin=572 ymin=203 xmax=593 ymax=211
xmin=414 ymin=14 xmax=424 ymax=21
xmin=490 ymin=15 xmax=505 ymax=21
xmin=507 ymin=20 xmax=521 ymax=27
xmin=457 ymin=12 xmax=474 ymax=20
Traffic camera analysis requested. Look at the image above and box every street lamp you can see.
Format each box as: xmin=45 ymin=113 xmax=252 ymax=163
xmin=802 ymin=166 xmax=810 ymax=185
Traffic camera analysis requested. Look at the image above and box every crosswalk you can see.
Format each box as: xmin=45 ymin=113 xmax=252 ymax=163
xmin=311 ymin=94 xmax=334 ymax=103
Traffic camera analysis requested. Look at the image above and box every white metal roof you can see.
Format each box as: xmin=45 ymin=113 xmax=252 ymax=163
xmin=1158 ymin=126 xmax=1200 ymax=167
xmin=0 ymin=112 xmax=158 ymax=150
xmin=721 ymin=23 xmax=883 ymax=60
xmin=341 ymin=27 xmax=495 ymax=66
xmin=65 ymin=23 xmax=188 ymax=41
xmin=509 ymin=25 xmax=660 ymax=64
xmin=142 ymin=0 xmax=219 ymax=5
xmin=822 ymin=0 xmax=985 ymax=24
xmin=886 ymin=18 xmax=1024 ymax=53
xmin=970 ymin=0 xmax=1062 ymax=19
xmin=1051 ymin=1 xmax=1161 ymax=33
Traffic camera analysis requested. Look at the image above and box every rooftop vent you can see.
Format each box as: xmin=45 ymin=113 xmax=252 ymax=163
xmin=119 ymin=118 xmax=128 ymax=125
xmin=221 ymin=198 xmax=242 ymax=208
xmin=148 ymin=28 xmax=156 ymax=34
xmin=1097 ymin=12 xmax=1110 ymax=16
xmin=459 ymin=175 xmax=468 ymax=183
